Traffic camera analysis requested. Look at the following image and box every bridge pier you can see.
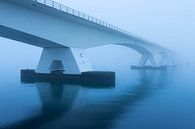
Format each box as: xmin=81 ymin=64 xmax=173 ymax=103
xmin=159 ymin=51 xmax=175 ymax=66
xmin=131 ymin=53 xmax=173 ymax=70
xmin=36 ymin=47 xmax=93 ymax=74
xmin=138 ymin=54 xmax=158 ymax=66
xmin=21 ymin=47 xmax=115 ymax=85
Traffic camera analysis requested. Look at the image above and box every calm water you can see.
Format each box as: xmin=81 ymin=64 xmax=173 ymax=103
xmin=0 ymin=65 xmax=195 ymax=129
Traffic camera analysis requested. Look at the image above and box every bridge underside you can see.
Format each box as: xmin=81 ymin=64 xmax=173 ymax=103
xmin=0 ymin=25 xmax=63 ymax=48
xmin=0 ymin=24 xmax=173 ymax=74
xmin=0 ymin=23 xmax=173 ymax=74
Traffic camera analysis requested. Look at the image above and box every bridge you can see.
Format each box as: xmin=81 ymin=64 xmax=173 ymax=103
xmin=0 ymin=0 xmax=174 ymax=74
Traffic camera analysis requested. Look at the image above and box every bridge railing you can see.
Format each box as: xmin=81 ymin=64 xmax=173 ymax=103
xmin=32 ymin=0 xmax=130 ymax=35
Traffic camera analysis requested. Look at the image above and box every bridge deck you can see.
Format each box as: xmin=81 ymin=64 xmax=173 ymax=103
xmin=1 ymin=0 xmax=169 ymax=52
xmin=7 ymin=0 xmax=140 ymax=39
xmin=33 ymin=0 xmax=129 ymax=35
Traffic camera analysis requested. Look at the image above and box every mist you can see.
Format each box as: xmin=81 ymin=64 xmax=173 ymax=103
xmin=55 ymin=0 xmax=195 ymax=64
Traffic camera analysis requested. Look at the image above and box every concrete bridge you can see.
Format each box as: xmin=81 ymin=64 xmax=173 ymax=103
xmin=0 ymin=0 xmax=174 ymax=74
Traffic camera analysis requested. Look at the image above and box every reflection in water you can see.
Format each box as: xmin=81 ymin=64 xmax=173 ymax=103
xmin=37 ymin=83 xmax=79 ymax=117
xmin=3 ymin=70 xmax=171 ymax=129
xmin=3 ymin=83 xmax=79 ymax=129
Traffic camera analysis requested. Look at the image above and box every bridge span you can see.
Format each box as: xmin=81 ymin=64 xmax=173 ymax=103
xmin=0 ymin=0 xmax=174 ymax=74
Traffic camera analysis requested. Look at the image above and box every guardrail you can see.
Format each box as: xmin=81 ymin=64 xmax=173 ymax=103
xmin=32 ymin=0 xmax=131 ymax=35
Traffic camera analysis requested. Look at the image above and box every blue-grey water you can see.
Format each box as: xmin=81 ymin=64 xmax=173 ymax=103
xmin=0 ymin=64 xmax=195 ymax=129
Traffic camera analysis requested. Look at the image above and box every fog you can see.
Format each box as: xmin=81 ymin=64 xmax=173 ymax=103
xmin=1 ymin=0 xmax=195 ymax=70
xmin=56 ymin=0 xmax=195 ymax=64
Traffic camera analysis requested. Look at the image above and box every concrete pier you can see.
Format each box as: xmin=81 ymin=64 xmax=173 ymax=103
xmin=131 ymin=65 xmax=167 ymax=70
xmin=21 ymin=69 xmax=115 ymax=87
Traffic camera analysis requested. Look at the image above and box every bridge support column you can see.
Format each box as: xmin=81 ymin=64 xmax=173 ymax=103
xmin=159 ymin=52 xmax=169 ymax=66
xmin=36 ymin=47 xmax=93 ymax=74
xmin=138 ymin=55 xmax=158 ymax=66
xmin=159 ymin=52 xmax=175 ymax=66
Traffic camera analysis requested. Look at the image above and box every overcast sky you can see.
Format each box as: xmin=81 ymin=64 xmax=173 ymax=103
xmin=1 ymin=0 xmax=195 ymax=68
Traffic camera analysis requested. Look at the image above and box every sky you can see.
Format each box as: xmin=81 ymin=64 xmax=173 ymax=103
xmin=1 ymin=0 xmax=195 ymax=69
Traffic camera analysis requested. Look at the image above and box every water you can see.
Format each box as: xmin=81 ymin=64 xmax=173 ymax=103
xmin=0 ymin=64 xmax=195 ymax=129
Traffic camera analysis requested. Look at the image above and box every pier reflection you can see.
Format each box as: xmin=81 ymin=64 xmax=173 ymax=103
xmin=3 ymin=70 xmax=171 ymax=129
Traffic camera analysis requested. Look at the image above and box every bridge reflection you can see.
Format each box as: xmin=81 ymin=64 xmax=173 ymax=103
xmin=3 ymin=70 xmax=171 ymax=129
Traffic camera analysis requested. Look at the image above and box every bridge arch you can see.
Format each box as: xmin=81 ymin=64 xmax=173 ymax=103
xmin=113 ymin=43 xmax=159 ymax=66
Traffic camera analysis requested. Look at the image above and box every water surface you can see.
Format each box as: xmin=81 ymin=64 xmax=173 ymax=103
xmin=0 ymin=65 xmax=195 ymax=129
